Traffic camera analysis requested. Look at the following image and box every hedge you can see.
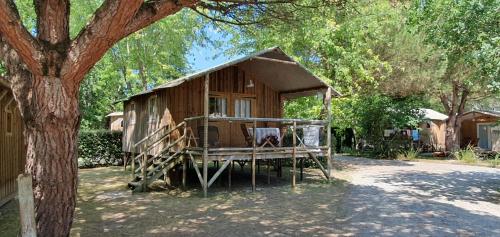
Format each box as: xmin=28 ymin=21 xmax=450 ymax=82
xmin=78 ymin=130 xmax=123 ymax=168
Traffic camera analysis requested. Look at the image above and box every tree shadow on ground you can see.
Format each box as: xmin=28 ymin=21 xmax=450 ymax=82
xmin=70 ymin=165 xmax=500 ymax=237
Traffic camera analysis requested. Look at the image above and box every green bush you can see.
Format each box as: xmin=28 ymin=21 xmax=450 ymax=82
xmin=78 ymin=130 xmax=123 ymax=168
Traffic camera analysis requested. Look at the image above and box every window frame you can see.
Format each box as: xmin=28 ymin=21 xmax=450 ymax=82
xmin=209 ymin=95 xmax=228 ymax=117
xmin=148 ymin=95 xmax=158 ymax=123
xmin=5 ymin=108 xmax=13 ymax=136
xmin=128 ymin=102 xmax=136 ymax=125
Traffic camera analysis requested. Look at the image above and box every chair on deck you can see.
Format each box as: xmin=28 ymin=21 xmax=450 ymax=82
xmin=240 ymin=123 xmax=253 ymax=147
xmin=197 ymin=125 xmax=220 ymax=148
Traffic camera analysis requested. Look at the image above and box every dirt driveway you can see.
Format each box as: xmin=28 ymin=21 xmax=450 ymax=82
xmin=333 ymin=156 xmax=500 ymax=236
xmin=1 ymin=156 xmax=499 ymax=236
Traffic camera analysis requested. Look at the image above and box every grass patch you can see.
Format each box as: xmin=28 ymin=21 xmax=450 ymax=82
xmin=454 ymin=145 xmax=478 ymax=164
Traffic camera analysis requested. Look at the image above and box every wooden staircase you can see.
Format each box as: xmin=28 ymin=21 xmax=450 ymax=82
xmin=128 ymin=121 xmax=187 ymax=192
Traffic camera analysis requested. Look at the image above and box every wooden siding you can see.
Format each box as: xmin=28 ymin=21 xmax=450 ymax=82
xmin=108 ymin=116 xmax=123 ymax=131
xmin=0 ymin=85 xmax=25 ymax=206
xmin=419 ymin=120 xmax=446 ymax=151
xmin=123 ymin=66 xmax=283 ymax=152
xmin=460 ymin=115 xmax=499 ymax=149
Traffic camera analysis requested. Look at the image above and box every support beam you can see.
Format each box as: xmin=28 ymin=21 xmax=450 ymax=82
xmin=188 ymin=153 xmax=204 ymax=186
xmin=207 ymin=157 xmax=234 ymax=188
xmin=203 ymin=73 xmax=209 ymax=197
xmin=252 ymin=120 xmax=257 ymax=192
xmin=182 ymin=155 xmax=187 ymax=188
xmin=325 ymin=87 xmax=333 ymax=180
xmin=300 ymin=157 xmax=304 ymax=181
xmin=308 ymin=153 xmax=329 ymax=179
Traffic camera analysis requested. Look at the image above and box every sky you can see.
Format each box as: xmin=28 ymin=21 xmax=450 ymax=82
xmin=186 ymin=25 xmax=242 ymax=73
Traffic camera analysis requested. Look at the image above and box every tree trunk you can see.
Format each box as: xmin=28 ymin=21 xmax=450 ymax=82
xmin=13 ymin=74 xmax=80 ymax=237
xmin=445 ymin=113 xmax=460 ymax=152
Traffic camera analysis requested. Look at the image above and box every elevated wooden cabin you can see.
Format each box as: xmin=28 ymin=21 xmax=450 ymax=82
xmin=106 ymin=111 xmax=124 ymax=132
xmin=0 ymin=79 xmax=25 ymax=207
xmin=122 ymin=47 xmax=340 ymax=195
xmin=459 ymin=110 xmax=500 ymax=151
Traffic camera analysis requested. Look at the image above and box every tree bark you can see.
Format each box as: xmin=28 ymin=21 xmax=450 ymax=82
xmin=442 ymin=81 xmax=469 ymax=152
xmin=10 ymin=71 xmax=81 ymax=237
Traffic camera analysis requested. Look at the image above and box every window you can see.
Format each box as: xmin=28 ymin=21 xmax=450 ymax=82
xmin=148 ymin=96 xmax=158 ymax=123
xmin=235 ymin=99 xmax=252 ymax=118
xmin=129 ymin=102 xmax=136 ymax=125
xmin=5 ymin=110 xmax=13 ymax=136
xmin=209 ymin=97 xmax=227 ymax=117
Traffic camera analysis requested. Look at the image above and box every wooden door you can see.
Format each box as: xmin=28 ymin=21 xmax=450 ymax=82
xmin=230 ymin=94 xmax=256 ymax=147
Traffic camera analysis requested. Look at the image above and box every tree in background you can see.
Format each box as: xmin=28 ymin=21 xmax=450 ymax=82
xmin=0 ymin=0 xmax=302 ymax=235
xmin=228 ymin=0 xmax=438 ymax=144
xmin=409 ymin=0 xmax=500 ymax=150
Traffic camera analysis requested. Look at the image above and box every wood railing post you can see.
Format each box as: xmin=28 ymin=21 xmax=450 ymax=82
xmin=252 ymin=120 xmax=257 ymax=192
xmin=325 ymin=87 xmax=332 ymax=180
xmin=203 ymin=73 xmax=209 ymax=197
xmin=182 ymin=122 xmax=188 ymax=188
xmin=131 ymin=150 xmax=135 ymax=179
xmin=142 ymin=142 xmax=148 ymax=191
xmin=292 ymin=121 xmax=297 ymax=188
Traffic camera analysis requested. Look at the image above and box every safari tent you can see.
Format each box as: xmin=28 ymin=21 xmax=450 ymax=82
xmin=459 ymin=110 xmax=500 ymax=151
xmin=121 ymin=47 xmax=340 ymax=195
xmin=0 ymin=79 xmax=25 ymax=207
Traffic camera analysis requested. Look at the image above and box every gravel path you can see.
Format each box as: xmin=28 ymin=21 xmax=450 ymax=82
xmin=333 ymin=156 xmax=500 ymax=236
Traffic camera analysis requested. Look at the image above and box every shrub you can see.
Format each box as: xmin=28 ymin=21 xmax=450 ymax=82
xmin=453 ymin=145 xmax=478 ymax=164
xmin=78 ymin=130 xmax=123 ymax=168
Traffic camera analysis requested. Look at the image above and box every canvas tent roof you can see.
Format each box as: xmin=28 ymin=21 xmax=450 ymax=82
xmin=106 ymin=111 xmax=124 ymax=117
xmin=420 ymin=108 xmax=448 ymax=121
xmin=125 ymin=47 xmax=340 ymax=101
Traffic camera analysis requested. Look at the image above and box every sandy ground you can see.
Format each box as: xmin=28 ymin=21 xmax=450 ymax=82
xmin=1 ymin=157 xmax=499 ymax=236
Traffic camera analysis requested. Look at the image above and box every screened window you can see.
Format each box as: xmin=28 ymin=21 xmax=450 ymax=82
xmin=209 ymin=97 xmax=227 ymax=117
xmin=148 ymin=96 xmax=158 ymax=123
xmin=129 ymin=102 xmax=136 ymax=125
xmin=6 ymin=110 xmax=13 ymax=135
xmin=235 ymin=99 xmax=252 ymax=118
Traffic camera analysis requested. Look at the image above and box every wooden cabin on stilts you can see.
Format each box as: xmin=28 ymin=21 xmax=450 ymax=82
xmin=122 ymin=47 xmax=340 ymax=196
xmin=0 ymin=78 xmax=26 ymax=206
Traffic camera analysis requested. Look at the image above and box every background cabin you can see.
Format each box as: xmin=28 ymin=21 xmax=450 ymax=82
xmin=106 ymin=111 xmax=124 ymax=132
xmin=459 ymin=110 xmax=500 ymax=151
xmin=418 ymin=108 xmax=448 ymax=151
xmin=0 ymin=80 xmax=25 ymax=207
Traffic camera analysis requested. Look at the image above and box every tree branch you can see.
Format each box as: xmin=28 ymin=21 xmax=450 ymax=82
xmin=121 ymin=0 xmax=197 ymax=38
xmin=0 ymin=0 xmax=43 ymax=75
xmin=62 ymin=0 xmax=144 ymax=83
xmin=34 ymin=0 xmax=70 ymax=45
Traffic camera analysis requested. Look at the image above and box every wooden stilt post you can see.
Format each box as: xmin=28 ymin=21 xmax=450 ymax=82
xmin=228 ymin=160 xmax=232 ymax=189
xmin=182 ymin=122 xmax=188 ymax=188
xmin=267 ymin=159 xmax=271 ymax=184
xmin=182 ymin=156 xmax=187 ymax=188
xmin=203 ymin=73 xmax=210 ymax=197
xmin=131 ymin=151 xmax=136 ymax=179
xmin=142 ymin=142 xmax=148 ymax=191
xmin=325 ymin=87 xmax=332 ymax=180
xmin=300 ymin=157 xmax=304 ymax=181
xmin=292 ymin=121 xmax=297 ymax=188
xmin=252 ymin=120 xmax=257 ymax=192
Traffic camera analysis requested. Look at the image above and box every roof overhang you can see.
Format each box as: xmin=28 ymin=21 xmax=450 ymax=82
xmin=124 ymin=47 xmax=340 ymax=101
